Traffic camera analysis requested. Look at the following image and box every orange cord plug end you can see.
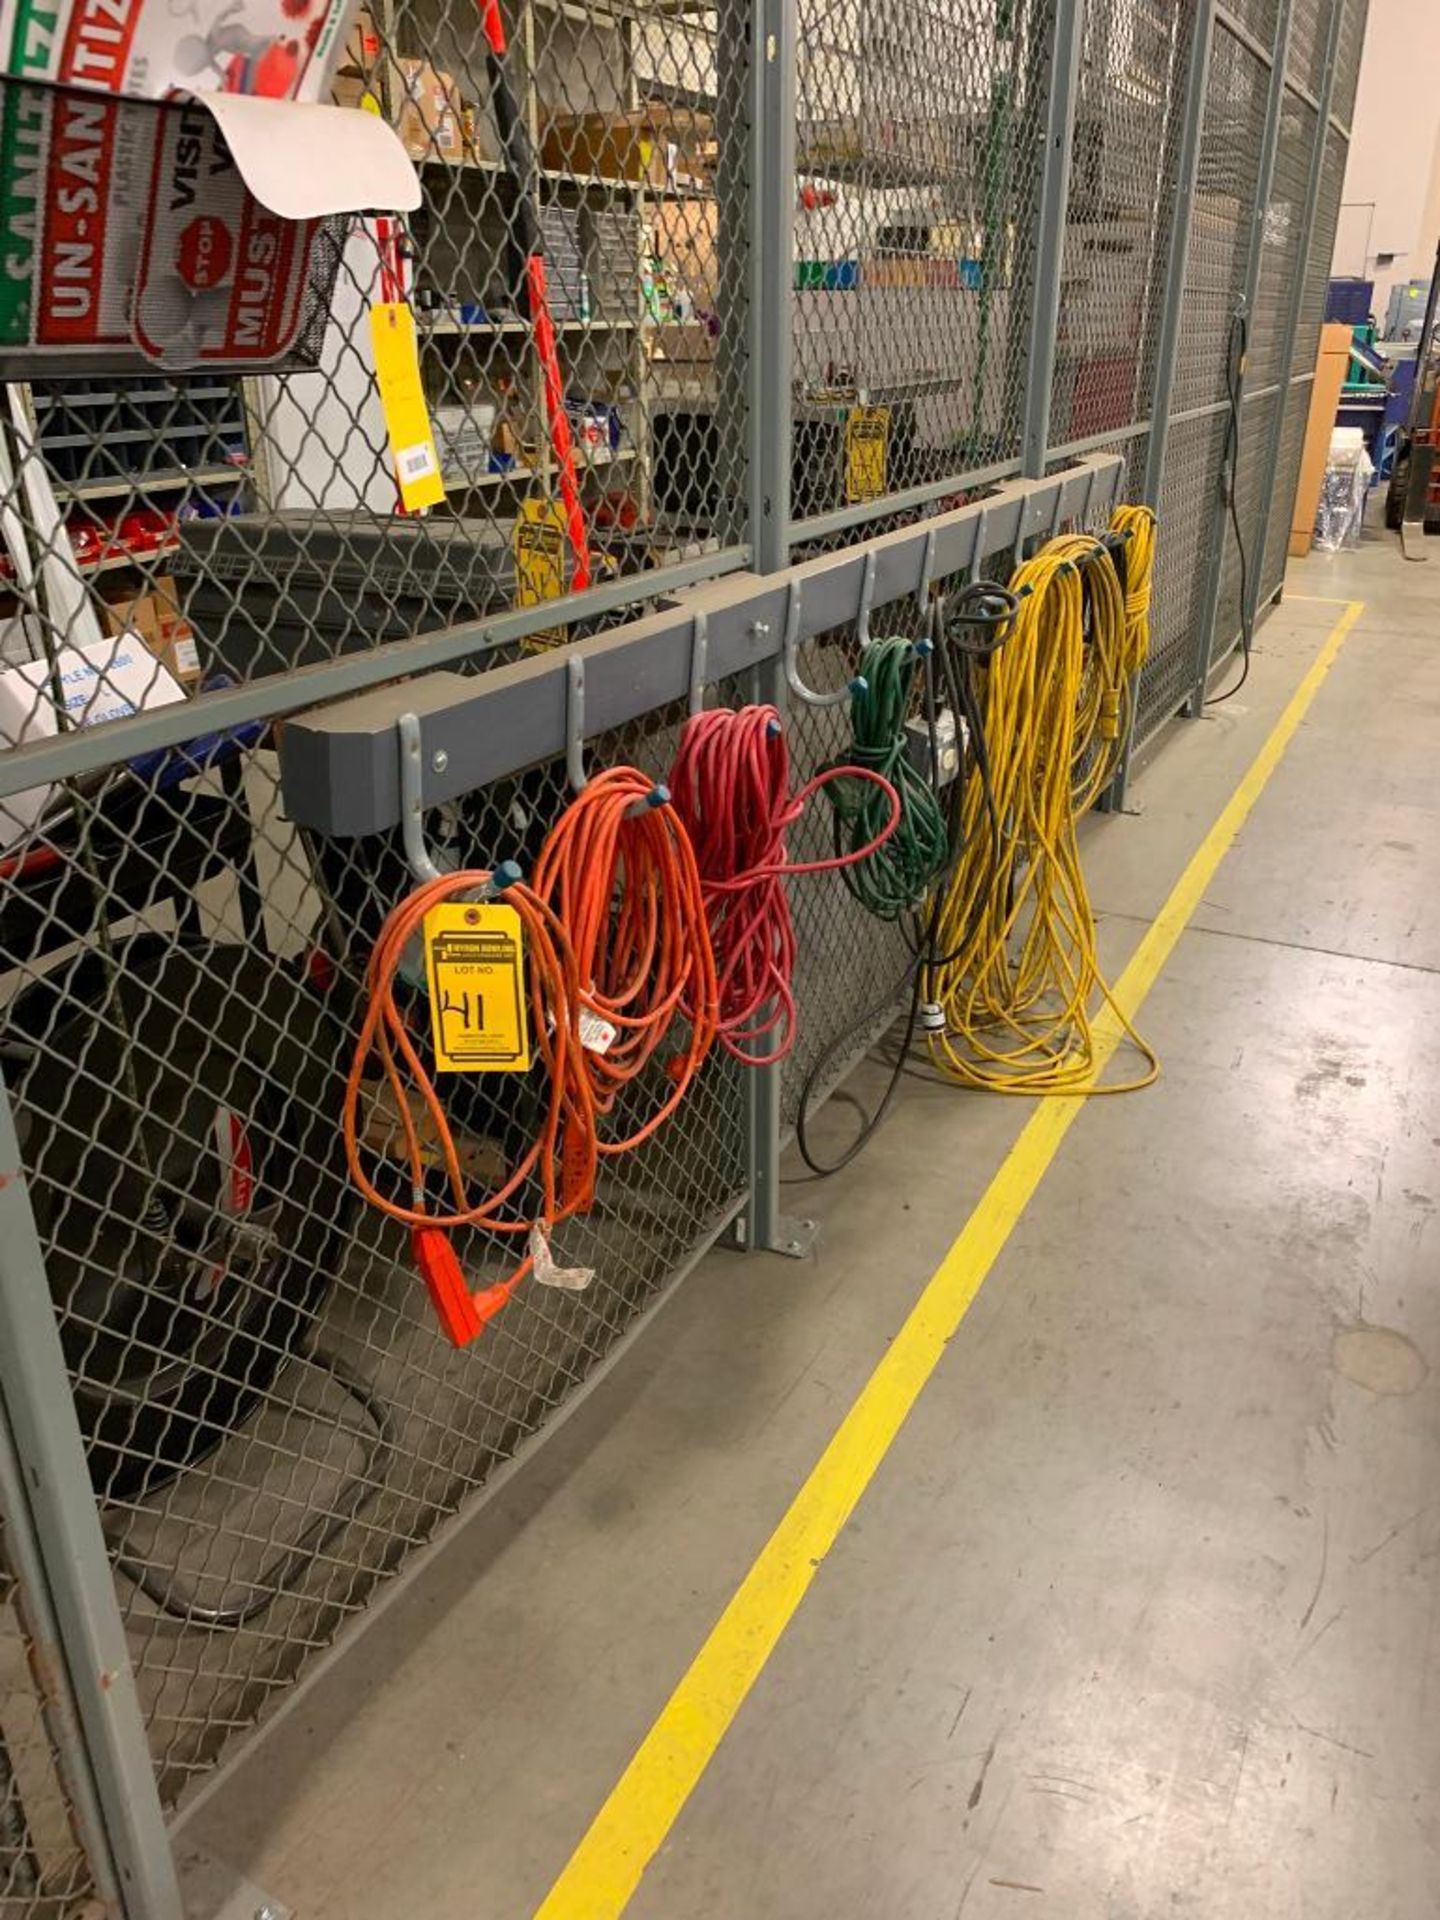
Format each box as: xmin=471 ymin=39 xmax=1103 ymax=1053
xmin=472 ymin=1278 xmax=521 ymax=1328
xmin=412 ymin=1226 xmax=484 ymax=1346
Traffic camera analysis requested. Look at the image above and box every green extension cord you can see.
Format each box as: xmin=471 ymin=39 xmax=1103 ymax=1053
xmin=822 ymin=635 xmax=951 ymax=921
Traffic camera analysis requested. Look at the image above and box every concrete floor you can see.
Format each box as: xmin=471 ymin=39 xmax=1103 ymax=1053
xmin=180 ymin=523 xmax=1440 ymax=1919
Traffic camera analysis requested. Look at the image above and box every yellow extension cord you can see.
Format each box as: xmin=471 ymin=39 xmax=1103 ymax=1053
xmin=924 ymin=504 xmax=1160 ymax=1096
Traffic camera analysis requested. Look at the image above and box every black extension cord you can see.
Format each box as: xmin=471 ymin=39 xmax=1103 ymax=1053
xmin=1208 ymin=307 xmax=1253 ymax=706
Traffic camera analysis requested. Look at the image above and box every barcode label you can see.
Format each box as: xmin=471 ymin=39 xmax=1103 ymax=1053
xmin=397 ymin=442 xmax=437 ymax=482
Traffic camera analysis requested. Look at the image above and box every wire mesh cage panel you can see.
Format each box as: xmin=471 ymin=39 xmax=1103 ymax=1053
xmin=1250 ymin=90 xmax=1318 ymax=392
xmin=1172 ymin=24 xmax=1268 ymax=420
xmin=1047 ymin=0 xmax=1191 ymax=456
xmin=1212 ymin=382 xmax=1275 ymax=662
xmin=778 ymin=612 xmax=924 ymax=1129
xmin=1221 ymin=0 xmax=1280 ymax=44
xmin=1285 ymin=0 xmax=1329 ymax=98
xmin=0 ymin=0 xmax=753 ymax=710
xmin=1301 ymin=144 xmax=1347 ymax=370
xmin=0 ymin=0 xmax=1378 ymax=1910
xmin=0 ymin=675 xmax=747 ymax=1821
xmin=1260 ymin=375 xmax=1309 ymax=601
xmin=0 ymin=1620 xmax=89 ymax=1915
xmin=1136 ymin=406 xmax=1228 ymax=741
xmin=790 ymin=0 xmax=1055 ymax=527
xmin=1331 ymin=0 xmax=1366 ymax=129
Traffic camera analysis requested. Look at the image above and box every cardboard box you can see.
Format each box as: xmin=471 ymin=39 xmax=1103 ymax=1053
xmin=395 ymin=60 xmax=464 ymax=163
xmin=647 ymin=323 xmax=716 ymax=366
xmin=148 ymin=577 xmax=203 ymax=685
xmin=541 ymin=107 xmax=713 ymax=189
xmin=0 ymin=634 xmax=186 ymax=848
xmin=331 ymin=73 xmax=381 ymax=112
xmin=100 ymin=577 xmax=201 ymax=685
xmin=1289 ymin=322 xmax=1354 ymax=558
xmin=652 ymin=201 xmax=718 ymax=310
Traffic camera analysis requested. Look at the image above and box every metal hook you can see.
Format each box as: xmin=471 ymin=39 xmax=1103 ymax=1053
xmin=1049 ymin=478 xmax=1067 ymax=537
xmin=970 ymin=504 xmax=990 ymax=583
xmin=688 ymin=609 xmax=709 ymax=719
xmin=569 ymin=650 xmax=668 ymax=815
xmin=855 ymin=548 xmax=878 ymax=647
xmin=782 ymin=576 xmax=867 ymax=709
xmin=1081 ymin=464 xmax=1099 ymax=527
xmin=566 ymin=654 xmax=587 ymax=794
xmin=915 ymin=524 xmax=940 ymax=657
xmin=917 ymin=525 xmax=938 ymax=608
xmin=1012 ymin=501 xmax=1030 ymax=571
xmin=397 ymin=711 xmax=442 ymax=885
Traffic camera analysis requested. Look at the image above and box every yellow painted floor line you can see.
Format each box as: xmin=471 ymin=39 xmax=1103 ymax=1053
xmin=535 ymin=599 xmax=1366 ymax=1920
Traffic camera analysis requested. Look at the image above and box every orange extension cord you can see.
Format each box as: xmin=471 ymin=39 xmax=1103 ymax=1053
xmin=342 ymin=867 xmax=598 ymax=1345
xmin=344 ymin=768 xmax=720 ymax=1345
xmin=531 ymin=764 xmax=719 ymax=1143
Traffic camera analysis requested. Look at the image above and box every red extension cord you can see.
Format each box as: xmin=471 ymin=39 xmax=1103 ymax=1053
xmin=669 ymin=705 xmax=902 ymax=1064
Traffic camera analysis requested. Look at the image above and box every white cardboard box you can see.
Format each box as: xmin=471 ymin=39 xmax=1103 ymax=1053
xmin=0 ymin=633 xmax=186 ymax=849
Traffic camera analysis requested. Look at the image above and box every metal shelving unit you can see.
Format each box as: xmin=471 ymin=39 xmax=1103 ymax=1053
xmin=372 ymin=0 xmax=719 ymax=554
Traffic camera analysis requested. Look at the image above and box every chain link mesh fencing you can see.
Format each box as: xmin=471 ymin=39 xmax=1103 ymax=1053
xmin=0 ymin=0 xmax=1369 ymax=1911
xmin=790 ymin=0 xmax=1054 ymax=531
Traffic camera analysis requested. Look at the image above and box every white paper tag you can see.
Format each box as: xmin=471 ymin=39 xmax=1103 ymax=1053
xmin=528 ymin=1225 xmax=594 ymax=1292
xmin=578 ymin=1008 xmax=618 ymax=1055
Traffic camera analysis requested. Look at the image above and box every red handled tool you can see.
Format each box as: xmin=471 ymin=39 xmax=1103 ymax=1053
xmin=475 ymin=0 xmax=592 ymax=590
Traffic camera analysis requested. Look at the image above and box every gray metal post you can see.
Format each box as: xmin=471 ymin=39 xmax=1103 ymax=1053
xmin=1243 ymin=0 xmax=1344 ymax=621
xmin=1186 ymin=0 xmax=1294 ymax=715
xmin=1104 ymin=0 xmax=1217 ymax=809
xmin=0 ymin=1077 xmax=183 ymax=1920
xmin=742 ymin=0 xmax=807 ymax=1255
xmin=0 ymin=1386 xmax=123 ymax=1911
xmin=1021 ymin=0 xmax=1084 ymax=478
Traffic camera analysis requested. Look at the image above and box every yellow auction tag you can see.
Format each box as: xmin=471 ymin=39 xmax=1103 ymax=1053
xmin=370 ymin=301 xmax=447 ymax=512
xmin=423 ymin=900 xmax=530 ymax=1073
xmin=513 ymin=497 xmax=568 ymax=651
xmin=845 ymin=404 xmax=890 ymax=504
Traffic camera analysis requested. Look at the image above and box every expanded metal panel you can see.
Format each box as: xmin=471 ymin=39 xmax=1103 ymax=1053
xmin=0 ymin=692 xmax=745 ymax=1814
xmin=0 ymin=0 xmax=752 ymax=696
xmin=1169 ymin=23 xmax=1267 ymax=416
xmin=1285 ymin=0 xmax=1330 ymax=99
xmin=1219 ymin=0 xmax=1280 ymax=46
xmin=1250 ymin=91 xmax=1317 ymax=389
xmin=1331 ymin=0 xmax=1366 ymax=128
xmin=780 ymin=622 xmax=920 ymax=1128
xmin=1136 ymin=407 xmax=1228 ymax=741
xmin=1261 ymin=375 xmax=1309 ymax=600
xmin=0 ymin=0 xmax=1380 ymax=1911
xmin=1303 ymin=127 xmax=1350 ymax=355
xmin=0 ymin=1618 xmax=89 ymax=1914
xmin=1213 ymin=383 xmax=1275 ymax=658
xmin=1048 ymin=0 xmax=1190 ymax=451
xmin=790 ymin=0 xmax=1054 ymax=525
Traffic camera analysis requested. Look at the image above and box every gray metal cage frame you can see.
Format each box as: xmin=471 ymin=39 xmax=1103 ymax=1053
xmin=0 ymin=0 xmax=1365 ymax=1912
